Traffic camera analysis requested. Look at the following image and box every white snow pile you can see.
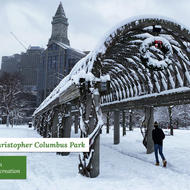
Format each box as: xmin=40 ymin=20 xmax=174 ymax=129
xmin=34 ymin=15 xmax=190 ymax=115
xmin=0 ymin=124 xmax=190 ymax=190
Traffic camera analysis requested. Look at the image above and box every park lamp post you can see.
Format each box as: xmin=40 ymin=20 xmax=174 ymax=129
xmin=168 ymin=105 xmax=174 ymax=136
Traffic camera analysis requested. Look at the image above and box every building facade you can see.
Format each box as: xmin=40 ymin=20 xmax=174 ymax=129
xmin=19 ymin=46 xmax=44 ymax=93
xmin=1 ymin=54 xmax=21 ymax=74
xmin=37 ymin=2 xmax=85 ymax=104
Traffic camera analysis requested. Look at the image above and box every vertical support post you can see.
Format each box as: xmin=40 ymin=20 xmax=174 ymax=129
xmin=122 ymin=110 xmax=126 ymax=136
xmin=89 ymin=93 xmax=100 ymax=178
xmin=91 ymin=135 xmax=100 ymax=177
xmin=78 ymin=79 xmax=103 ymax=178
xmin=168 ymin=106 xmax=173 ymax=136
xmin=89 ymin=114 xmax=100 ymax=178
xmin=114 ymin=110 xmax=120 ymax=144
xmin=129 ymin=110 xmax=133 ymax=131
xmin=92 ymin=93 xmax=100 ymax=178
xmin=33 ymin=117 xmax=37 ymax=130
xmin=145 ymin=107 xmax=154 ymax=154
xmin=43 ymin=118 xmax=47 ymax=138
xmin=52 ymin=110 xmax=58 ymax=137
xmin=106 ymin=112 xmax=110 ymax=134
xmin=74 ymin=114 xmax=79 ymax=134
xmin=62 ymin=103 xmax=72 ymax=156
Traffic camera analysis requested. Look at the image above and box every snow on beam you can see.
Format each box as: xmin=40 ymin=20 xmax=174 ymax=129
xmin=102 ymin=87 xmax=190 ymax=111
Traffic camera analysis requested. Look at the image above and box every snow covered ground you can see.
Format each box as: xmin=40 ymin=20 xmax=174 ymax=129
xmin=0 ymin=124 xmax=190 ymax=190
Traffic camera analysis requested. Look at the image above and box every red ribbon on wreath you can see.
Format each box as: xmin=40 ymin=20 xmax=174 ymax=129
xmin=154 ymin=40 xmax=163 ymax=48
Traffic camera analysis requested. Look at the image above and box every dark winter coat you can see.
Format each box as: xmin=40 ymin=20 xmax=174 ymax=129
xmin=152 ymin=127 xmax=165 ymax=145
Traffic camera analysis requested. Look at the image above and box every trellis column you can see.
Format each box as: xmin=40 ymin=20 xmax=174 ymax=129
xmin=114 ymin=109 xmax=120 ymax=144
xmin=52 ymin=110 xmax=59 ymax=137
xmin=33 ymin=117 xmax=37 ymax=130
xmin=122 ymin=110 xmax=126 ymax=136
xmin=74 ymin=114 xmax=79 ymax=134
xmin=43 ymin=120 xmax=47 ymax=138
xmin=168 ymin=106 xmax=174 ymax=136
xmin=129 ymin=110 xmax=133 ymax=131
xmin=89 ymin=93 xmax=100 ymax=178
xmin=106 ymin=112 xmax=110 ymax=134
xmin=89 ymin=114 xmax=100 ymax=177
xmin=145 ymin=107 xmax=154 ymax=154
xmin=62 ymin=103 xmax=72 ymax=156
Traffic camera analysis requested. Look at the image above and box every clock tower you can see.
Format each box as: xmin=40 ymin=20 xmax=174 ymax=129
xmin=48 ymin=2 xmax=70 ymax=45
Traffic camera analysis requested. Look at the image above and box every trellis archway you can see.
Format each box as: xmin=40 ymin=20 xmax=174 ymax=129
xmin=34 ymin=16 xmax=190 ymax=178
xmin=96 ymin=16 xmax=190 ymax=104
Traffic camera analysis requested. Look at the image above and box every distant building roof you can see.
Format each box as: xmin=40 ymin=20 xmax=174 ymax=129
xmin=26 ymin=46 xmax=44 ymax=54
xmin=50 ymin=40 xmax=85 ymax=55
xmin=29 ymin=46 xmax=44 ymax=50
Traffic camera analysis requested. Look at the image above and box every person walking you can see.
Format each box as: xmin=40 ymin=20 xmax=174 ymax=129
xmin=152 ymin=121 xmax=167 ymax=167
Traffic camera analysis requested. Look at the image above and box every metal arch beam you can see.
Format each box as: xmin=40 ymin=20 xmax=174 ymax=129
xmin=102 ymin=65 xmax=131 ymax=98
xmin=102 ymin=58 xmax=149 ymax=95
xmin=164 ymin=27 xmax=190 ymax=61
xmin=103 ymin=66 xmax=126 ymax=100
xmin=110 ymin=70 xmax=129 ymax=99
xmin=106 ymin=58 xmax=147 ymax=93
xmin=96 ymin=17 xmax=190 ymax=96
xmin=111 ymin=78 xmax=124 ymax=100
xmin=107 ymin=66 xmax=134 ymax=98
xmin=109 ymin=81 xmax=120 ymax=101
xmin=101 ymin=22 xmax=190 ymax=95
xmin=112 ymin=64 xmax=141 ymax=96
xmin=103 ymin=54 xmax=153 ymax=94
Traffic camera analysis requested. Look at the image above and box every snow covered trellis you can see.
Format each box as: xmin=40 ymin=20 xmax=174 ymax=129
xmin=33 ymin=16 xmax=190 ymax=177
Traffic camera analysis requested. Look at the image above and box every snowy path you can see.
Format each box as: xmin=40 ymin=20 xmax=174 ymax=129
xmin=102 ymin=142 xmax=190 ymax=177
xmin=0 ymin=125 xmax=190 ymax=190
xmin=100 ymin=129 xmax=190 ymax=190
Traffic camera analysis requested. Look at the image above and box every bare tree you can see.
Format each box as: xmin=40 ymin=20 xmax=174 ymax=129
xmin=0 ymin=72 xmax=34 ymax=126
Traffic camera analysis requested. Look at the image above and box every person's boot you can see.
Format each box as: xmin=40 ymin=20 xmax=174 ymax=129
xmin=155 ymin=162 xmax=159 ymax=166
xmin=163 ymin=160 xmax=167 ymax=167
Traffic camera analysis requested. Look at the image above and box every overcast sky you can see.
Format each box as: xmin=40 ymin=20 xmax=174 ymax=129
xmin=0 ymin=0 xmax=190 ymax=68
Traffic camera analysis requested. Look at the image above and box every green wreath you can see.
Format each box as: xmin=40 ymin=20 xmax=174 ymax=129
xmin=140 ymin=37 xmax=173 ymax=71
